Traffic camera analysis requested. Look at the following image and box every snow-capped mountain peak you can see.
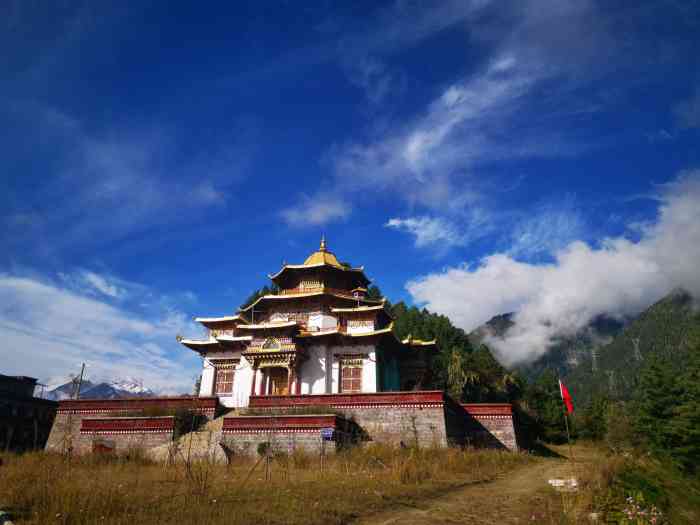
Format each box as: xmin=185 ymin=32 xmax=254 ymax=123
xmin=44 ymin=377 xmax=154 ymax=400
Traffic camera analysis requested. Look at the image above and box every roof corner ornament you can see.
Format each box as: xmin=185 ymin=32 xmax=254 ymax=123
xmin=176 ymin=334 xmax=183 ymax=342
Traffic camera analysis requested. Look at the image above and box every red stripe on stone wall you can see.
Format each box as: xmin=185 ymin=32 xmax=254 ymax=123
xmin=461 ymin=403 xmax=513 ymax=416
xmin=58 ymin=396 xmax=218 ymax=414
xmin=223 ymin=414 xmax=339 ymax=432
xmin=249 ymin=391 xmax=445 ymax=408
xmin=81 ymin=417 xmax=175 ymax=433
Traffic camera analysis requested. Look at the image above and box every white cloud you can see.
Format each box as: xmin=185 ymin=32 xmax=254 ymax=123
xmin=508 ymin=201 xmax=586 ymax=258
xmin=0 ymin=273 xmax=202 ymax=393
xmin=407 ymin=169 xmax=700 ymax=366
xmin=81 ymin=271 xmax=124 ymax=298
xmin=282 ymin=0 xmax=618 ymax=229
xmin=385 ymin=216 xmax=465 ymax=249
xmin=280 ymin=193 xmax=350 ymax=227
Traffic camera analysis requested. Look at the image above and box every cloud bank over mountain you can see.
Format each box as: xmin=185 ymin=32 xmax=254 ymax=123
xmin=407 ymin=170 xmax=700 ymax=366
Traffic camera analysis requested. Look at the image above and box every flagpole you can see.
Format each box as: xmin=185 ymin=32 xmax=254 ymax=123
xmin=558 ymin=379 xmax=575 ymax=465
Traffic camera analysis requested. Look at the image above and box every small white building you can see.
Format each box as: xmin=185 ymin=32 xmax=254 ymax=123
xmin=178 ymin=239 xmax=436 ymax=408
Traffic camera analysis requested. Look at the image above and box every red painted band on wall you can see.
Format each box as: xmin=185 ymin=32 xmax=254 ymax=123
xmin=249 ymin=390 xmax=445 ymax=409
xmin=223 ymin=414 xmax=340 ymax=433
xmin=80 ymin=416 xmax=175 ymax=434
xmin=57 ymin=396 xmax=219 ymax=414
xmin=460 ymin=403 xmax=513 ymax=416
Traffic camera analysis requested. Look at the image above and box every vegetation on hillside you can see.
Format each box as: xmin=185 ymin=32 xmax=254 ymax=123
xmin=566 ymin=290 xmax=699 ymax=405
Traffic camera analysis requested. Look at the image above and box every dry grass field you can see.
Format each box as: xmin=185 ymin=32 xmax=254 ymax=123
xmin=0 ymin=445 xmax=533 ymax=525
xmin=4 ymin=443 xmax=694 ymax=524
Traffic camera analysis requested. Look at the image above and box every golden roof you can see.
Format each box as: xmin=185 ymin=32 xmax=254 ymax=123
xmin=302 ymin=236 xmax=344 ymax=269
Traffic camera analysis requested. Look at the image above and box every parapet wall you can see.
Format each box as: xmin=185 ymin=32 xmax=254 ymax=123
xmin=220 ymin=414 xmax=347 ymax=455
xmin=249 ymin=391 xmax=452 ymax=448
xmin=461 ymin=403 xmax=518 ymax=451
xmin=44 ymin=393 xmax=519 ymax=459
xmin=45 ymin=396 xmax=218 ymax=454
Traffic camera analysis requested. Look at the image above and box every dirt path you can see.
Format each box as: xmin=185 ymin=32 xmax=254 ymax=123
xmin=354 ymin=446 xmax=592 ymax=525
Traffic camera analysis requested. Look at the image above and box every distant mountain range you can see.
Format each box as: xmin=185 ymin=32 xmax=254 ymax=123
xmin=470 ymin=289 xmax=699 ymax=405
xmin=45 ymin=378 xmax=155 ymax=401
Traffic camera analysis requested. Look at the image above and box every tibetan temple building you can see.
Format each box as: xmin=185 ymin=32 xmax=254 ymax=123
xmin=178 ymin=238 xmax=437 ymax=408
xmin=46 ymin=239 xmax=521 ymax=458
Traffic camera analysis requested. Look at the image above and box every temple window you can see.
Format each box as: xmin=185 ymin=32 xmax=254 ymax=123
xmin=212 ymin=359 xmax=237 ymax=395
xmin=340 ymin=357 xmax=363 ymax=393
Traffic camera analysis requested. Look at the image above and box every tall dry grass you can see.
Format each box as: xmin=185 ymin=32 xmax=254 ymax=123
xmin=0 ymin=445 xmax=532 ymax=525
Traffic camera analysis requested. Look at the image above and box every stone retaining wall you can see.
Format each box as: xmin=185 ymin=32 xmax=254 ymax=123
xmin=461 ymin=403 xmax=518 ymax=451
xmin=249 ymin=391 xmax=453 ymax=448
xmin=76 ymin=417 xmax=175 ymax=455
xmin=220 ymin=414 xmax=346 ymax=455
xmin=45 ymin=397 xmax=218 ymax=454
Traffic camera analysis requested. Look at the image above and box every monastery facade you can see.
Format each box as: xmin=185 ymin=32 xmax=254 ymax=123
xmin=46 ymin=239 xmax=521 ymax=458
xmin=178 ymin=238 xmax=436 ymax=408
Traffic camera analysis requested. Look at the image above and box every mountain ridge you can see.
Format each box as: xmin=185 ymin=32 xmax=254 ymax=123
xmin=45 ymin=378 xmax=155 ymax=401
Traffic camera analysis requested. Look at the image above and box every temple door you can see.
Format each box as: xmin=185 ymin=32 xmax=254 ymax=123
xmin=269 ymin=368 xmax=289 ymax=396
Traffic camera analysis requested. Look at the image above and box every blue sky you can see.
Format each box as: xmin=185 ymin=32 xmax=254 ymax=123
xmin=2 ymin=1 xmax=699 ymax=392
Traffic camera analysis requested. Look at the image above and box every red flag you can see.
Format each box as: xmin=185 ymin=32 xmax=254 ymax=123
xmin=559 ymin=379 xmax=574 ymax=414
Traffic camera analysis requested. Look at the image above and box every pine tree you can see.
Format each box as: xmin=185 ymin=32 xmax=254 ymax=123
xmin=666 ymin=341 xmax=700 ymax=473
xmin=633 ymin=354 xmax=680 ymax=456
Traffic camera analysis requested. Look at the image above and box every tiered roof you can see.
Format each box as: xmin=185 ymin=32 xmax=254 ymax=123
xmin=178 ymin=238 xmax=437 ymax=353
xmin=267 ymin=236 xmax=370 ymax=287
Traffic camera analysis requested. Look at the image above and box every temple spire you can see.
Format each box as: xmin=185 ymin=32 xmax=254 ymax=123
xmin=320 ymin=234 xmax=327 ymax=252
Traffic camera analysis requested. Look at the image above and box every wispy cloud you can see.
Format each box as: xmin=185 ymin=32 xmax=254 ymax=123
xmin=281 ymin=1 xmax=628 ymax=233
xmin=0 ymin=270 xmax=202 ymax=393
xmin=507 ymin=199 xmax=587 ymax=259
xmin=280 ymin=193 xmax=351 ymax=227
xmin=407 ymin=169 xmax=700 ymax=366
xmin=385 ymin=216 xmax=464 ymax=249
xmin=1 ymin=104 xmax=254 ymax=255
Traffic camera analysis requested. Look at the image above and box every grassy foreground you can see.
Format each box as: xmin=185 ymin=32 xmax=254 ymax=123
xmin=0 ymin=445 xmax=532 ymax=525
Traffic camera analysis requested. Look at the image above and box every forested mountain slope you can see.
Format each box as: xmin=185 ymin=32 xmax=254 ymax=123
xmin=565 ymin=289 xmax=700 ymax=404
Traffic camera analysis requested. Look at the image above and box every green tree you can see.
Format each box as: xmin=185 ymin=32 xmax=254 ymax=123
xmin=367 ymin=285 xmax=383 ymax=300
xmin=574 ymin=394 xmax=609 ymax=441
xmin=666 ymin=342 xmax=700 ymax=473
xmin=523 ymin=369 xmax=567 ymax=443
xmin=241 ymin=284 xmax=279 ymax=309
xmin=633 ymin=354 xmax=680 ymax=456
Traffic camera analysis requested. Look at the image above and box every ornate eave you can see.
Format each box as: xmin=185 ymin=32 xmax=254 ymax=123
xmin=330 ymin=304 xmax=385 ymax=313
xmin=237 ymin=321 xmax=298 ymax=330
xmin=238 ymin=290 xmax=383 ymax=313
xmin=195 ymin=315 xmax=246 ymax=324
xmin=344 ymin=323 xmax=395 ymax=339
xmin=177 ymin=337 xmax=224 ymax=353
xmin=296 ymin=328 xmax=341 ymax=338
xmin=215 ymin=334 xmax=253 ymax=348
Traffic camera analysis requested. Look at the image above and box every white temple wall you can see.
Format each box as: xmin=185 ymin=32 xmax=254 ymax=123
xmin=308 ymin=313 xmax=337 ymax=331
xmin=198 ymin=350 xmax=252 ymax=408
xmin=346 ymin=324 xmax=375 ymax=335
xmin=299 ymin=345 xmax=330 ymax=394
xmin=229 ymin=357 xmax=254 ymax=408
xmin=200 ymin=365 xmax=215 ymax=397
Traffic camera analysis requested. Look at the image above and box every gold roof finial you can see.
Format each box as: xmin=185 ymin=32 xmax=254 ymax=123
xmin=320 ymin=234 xmax=327 ymax=251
